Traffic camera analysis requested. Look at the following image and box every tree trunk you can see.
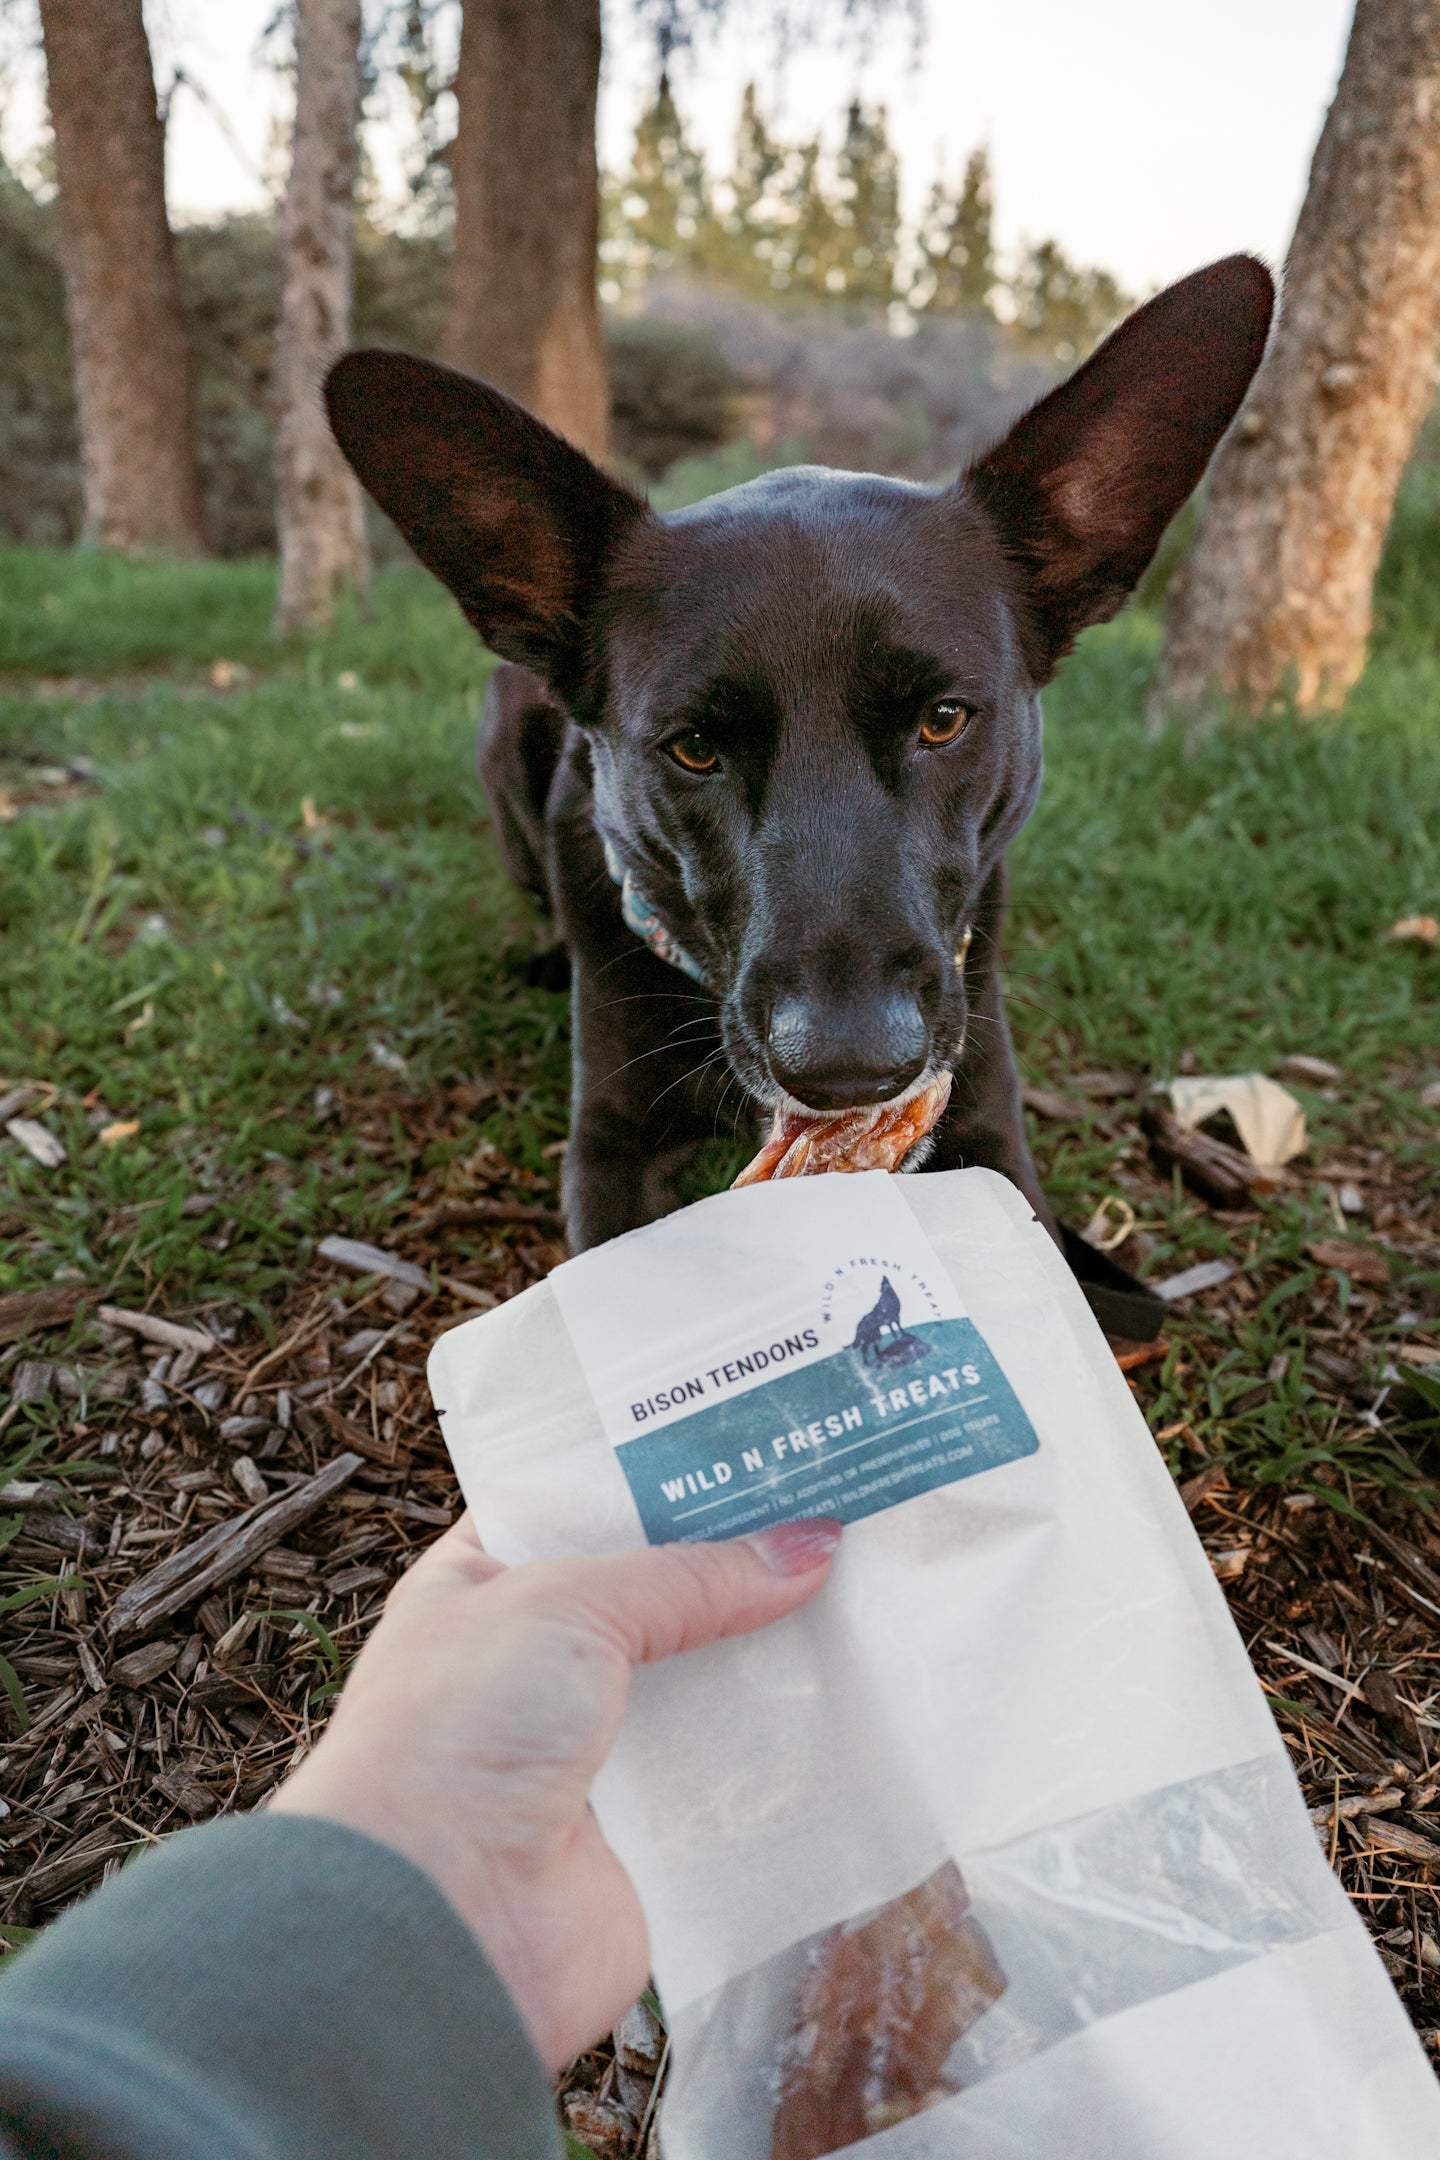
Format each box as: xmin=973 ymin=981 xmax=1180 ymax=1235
xmin=442 ymin=0 xmax=610 ymax=461
xmin=38 ymin=0 xmax=206 ymax=554
xmin=1156 ymin=0 xmax=1440 ymax=716
xmin=273 ymin=0 xmax=369 ymax=637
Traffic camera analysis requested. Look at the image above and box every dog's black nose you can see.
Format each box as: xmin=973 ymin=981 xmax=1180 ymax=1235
xmin=767 ymin=992 xmax=929 ymax=1111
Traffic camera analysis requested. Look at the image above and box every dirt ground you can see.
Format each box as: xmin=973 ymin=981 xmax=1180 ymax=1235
xmin=1 ymin=1074 xmax=1438 ymax=2156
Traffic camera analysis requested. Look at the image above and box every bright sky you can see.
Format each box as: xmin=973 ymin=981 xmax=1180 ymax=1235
xmin=0 ymin=0 xmax=1356 ymax=294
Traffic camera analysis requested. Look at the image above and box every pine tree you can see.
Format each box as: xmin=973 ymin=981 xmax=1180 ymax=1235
xmin=918 ymin=146 xmax=994 ymax=315
xmin=612 ymin=71 xmax=714 ymax=283
xmin=717 ymin=83 xmax=789 ymax=292
xmin=1008 ymin=237 xmax=1130 ymax=363
xmin=829 ymin=100 xmax=900 ymax=305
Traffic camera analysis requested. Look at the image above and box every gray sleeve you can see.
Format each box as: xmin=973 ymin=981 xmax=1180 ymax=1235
xmin=0 ymin=1813 xmax=562 ymax=2160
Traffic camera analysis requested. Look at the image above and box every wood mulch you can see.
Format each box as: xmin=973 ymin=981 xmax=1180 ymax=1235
xmin=0 ymin=1078 xmax=1437 ymax=2157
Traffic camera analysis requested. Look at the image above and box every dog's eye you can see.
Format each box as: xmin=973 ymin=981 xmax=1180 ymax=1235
xmin=666 ymin=732 xmax=721 ymax=774
xmin=918 ymin=700 xmax=973 ymax=749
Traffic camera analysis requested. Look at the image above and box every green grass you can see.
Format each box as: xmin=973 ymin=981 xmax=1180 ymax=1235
xmin=0 ymin=498 xmax=1436 ymax=1492
xmin=0 ymin=559 xmax=569 ymax=1316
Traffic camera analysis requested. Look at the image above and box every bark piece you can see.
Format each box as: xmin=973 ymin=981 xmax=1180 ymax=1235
xmin=1158 ymin=0 xmax=1440 ymax=713
xmin=37 ymin=0 xmax=205 ymax=551
xmin=153 ymin=1768 xmax=218 ymax=1821
xmin=735 ymin=1073 xmax=953 ymax=1185
xmin=769 ymin=1861 xmax=1005 ymax=2160
xmin=273 ymin=0 xmax=368 ymax=634
xmin=1141 ymin=1106 xmax=1256 ymax=1208
xmin=442 ymin=0 xmax=609 ymax=459
xmin=0 ymin=1285 xmax=86 ymax=1345
xmin=24 ymin=1824 xmax=136 ymax=1903
xmin=1020 ymin=1084 xmax=1088 ymax=1121
xmin=106 ymin=1452 xmax=363 ymax=1637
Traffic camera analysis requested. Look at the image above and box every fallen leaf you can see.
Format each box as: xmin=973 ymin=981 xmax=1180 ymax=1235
xmin=98 ymin=1118 xmax=140 ymax=1147
xmin=301 ymin=796 xmax=328 ymax=833
xmin=1168 ymin=1072 xmax=1306 ymax=1169
xmin=6 ymin=1116 xmax=66 ymax=1168
xmin=1383 ymin=915 xmax=1438 ymax=945
xmin=1306 ymin=1238 xmax=1391 ymax=1287
xmin=0 ymin=793 xmax=15 ymax=822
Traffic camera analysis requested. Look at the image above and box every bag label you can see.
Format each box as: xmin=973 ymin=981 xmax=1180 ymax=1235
xmin=550 ymin=1174 xmax=1039 ymax=1545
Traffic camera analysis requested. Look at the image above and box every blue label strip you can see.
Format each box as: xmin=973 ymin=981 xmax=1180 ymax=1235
xmin=617 ymin=1316 xmax=1038 ymax=1545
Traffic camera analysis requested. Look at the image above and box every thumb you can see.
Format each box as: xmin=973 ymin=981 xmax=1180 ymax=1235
xmin=537 ymin=1519 xmax=843 ymax=1671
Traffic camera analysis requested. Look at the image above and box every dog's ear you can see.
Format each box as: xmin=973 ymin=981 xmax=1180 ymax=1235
xmin=966 ymin=255 xmax=1273 ymax=681
xmin=325 ymin=350 xmax=649 ymax=700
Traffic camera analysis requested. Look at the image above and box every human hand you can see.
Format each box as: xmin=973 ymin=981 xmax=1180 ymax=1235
xmin=272 ymin=1514 xmax=841 ymax=2068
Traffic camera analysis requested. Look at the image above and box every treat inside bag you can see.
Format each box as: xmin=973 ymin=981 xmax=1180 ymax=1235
xmin=769 ymin=1860 xmax=1006 ymax=2160
xmin=734 ymin=1072 xmax=952 ymax=1185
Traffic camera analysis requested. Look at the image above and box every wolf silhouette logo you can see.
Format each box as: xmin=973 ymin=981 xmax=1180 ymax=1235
xmin=849 ymin=1276 xmax=930 ymax=1371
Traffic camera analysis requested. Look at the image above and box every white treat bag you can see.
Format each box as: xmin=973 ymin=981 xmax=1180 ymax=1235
xmin=429 ymin=1168 xmax=1440 ymax=2159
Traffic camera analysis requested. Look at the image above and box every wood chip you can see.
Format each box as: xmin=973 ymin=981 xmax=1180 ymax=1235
xmin=1276 ymin=1053 xmax=1342 ymax=1085
xmin=322 ymin=1401 xmax=407 ymax=1468
xmin=1366 ymin=1821 xmax=1440 ymax=1865
xmin=0 ymin=1285 xmax=86 ymax=1345
xmin=1180 ymin=1464 xmax=1230 ymax=1514
xmin=1306 ymin=1239 xmax=1391 ymax=1287
xmin=1152 ymin=1259 xmax=1236 ymax=1303
xmin=317 ymin=1235 xmax=430 ymax=1292
xmin=1020 ymin=1084 xmax=1088 ymax=1121
xmin=97 ymin=1305 xmax=216 ymax=1356
xmin=110 ymin=1640 xmax=180 ymax=1687
xmin=153 ymin=1768 xmax=218 ymax=1821
xmin=231 ymin=1456 xmax=269 ymax=1505
xmin=1068 ymin=1070 xmax=1136 ymax=1100
xmin=24 ymin=1825 xmax=134 ymax=1902
xmin=105 ymin=1453 xmax=364 ymax=1637
xmin=6 ymin=1117 xmax=66 ymax=1168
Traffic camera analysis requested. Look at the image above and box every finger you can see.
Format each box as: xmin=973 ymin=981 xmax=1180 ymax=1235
xmin=520 ymin=1519 xmax=842 ymax=1670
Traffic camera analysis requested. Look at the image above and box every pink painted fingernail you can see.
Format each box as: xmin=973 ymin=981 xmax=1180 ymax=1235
xmin=746 ymin=1518 xmax=843 ymax=1576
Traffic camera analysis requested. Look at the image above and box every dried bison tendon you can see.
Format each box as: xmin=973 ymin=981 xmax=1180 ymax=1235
xmin=734 ymin=1072 xmax=953 ymax=1186
xmin=768 ymin=1860 xmax=1006 ymax=2160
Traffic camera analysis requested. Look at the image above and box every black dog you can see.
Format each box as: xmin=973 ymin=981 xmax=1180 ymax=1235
xmin=326 ymin=257 xmax=1272 ymax=1255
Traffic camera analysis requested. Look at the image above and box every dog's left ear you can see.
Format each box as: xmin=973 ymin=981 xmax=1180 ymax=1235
xmin=966 ymin=254 xmax=1273 ymax=681
xmin=324 ymin=349 xmax=650 ymax=702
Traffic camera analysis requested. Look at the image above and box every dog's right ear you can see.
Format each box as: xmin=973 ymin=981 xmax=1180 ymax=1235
xmin=965 ymin=255 xmax=1273 ymax=682
xmin=325 ymin=350 xmax=649 ymax=701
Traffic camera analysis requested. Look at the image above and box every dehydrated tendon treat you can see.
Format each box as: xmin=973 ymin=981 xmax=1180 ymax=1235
xmin=734 ymin=1072 xmax=953 ymax=1187
xmin=768 ymin=1860 xmax=1006 ymax=2160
